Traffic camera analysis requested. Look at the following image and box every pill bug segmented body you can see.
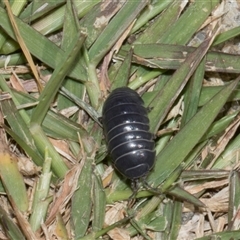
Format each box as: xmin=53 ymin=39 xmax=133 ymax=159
xmin=102 ymin=87 xmax=155 ymax=180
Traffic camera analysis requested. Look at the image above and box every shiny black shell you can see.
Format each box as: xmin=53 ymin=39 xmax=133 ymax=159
xmin=102 ymin=87 xmax=155 ymax=180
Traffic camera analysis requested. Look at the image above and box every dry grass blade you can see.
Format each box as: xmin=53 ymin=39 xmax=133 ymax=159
xmin=4 ymin=0 xmax=42 ymax=92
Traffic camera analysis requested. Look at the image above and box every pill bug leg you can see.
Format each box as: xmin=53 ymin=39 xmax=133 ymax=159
xmin=130 ymin=179 xmax=141 ymax=196
xmin=127 ymin=180 xmax=140 ymax=207
xmin=142 ymin=180 xmax=162 ymax=195
xmin=127 ymin=178 xmax=161 ymax=207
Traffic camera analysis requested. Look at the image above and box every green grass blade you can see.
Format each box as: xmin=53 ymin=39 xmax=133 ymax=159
xmin=228 ymin=171 xmax=240 ymax=229
xmin=168 ymin=185 xmax=205 ymax=208
xmin=201 ymin=111 xmax=240 ymax=141
xmin=0 ymin=206 xmax=25 ymax=240
xmin=0 ymin=75 xmax=30 ymax=123
xmin=195 ymin=230 xmax=240 ymax=240
xmin=80 ymin=1 xmax=123 ymax=49
xmin=131 ymin=0 xmax=173 ymax=34
xmin=61 ymin=0 xmax=80 ymax=50
xmin=158 ymin=0 xmax=220 ymax=44
xmin=213 ymin=132 xmax=240 ymax=170
xmin=11 ymin=89 xmax=89 ymax=142
xmin=3 ymin=1 xmax=99 ymax=53
xmin=0 ymin=7 xmax=86 ymax=81
xmin=57 ymin=0 xmax=85 ymax=110
xmin=127 ymin=0 xmax=220 ymax=89
xmin=149 ymin=36 xmax=216 ymax=134
xmin=3 ymin=125 xmax=43 ymax=166
xmin=1 ymin=99 xmax=43 ymax=166
xmin=199 ymin=86 xmax=240 ymax=106
xmin=181 ymin=170 xmax=229 ymax=181
xmin=30 ymin=151 xmax=52 ymax=231
xmin=30 ymin=30 xmax=87 ymax=125
xmin=92 ymin=174 xmax=106 ymax=232
xmin=118 ymin=43 xmax=240 ymax=73
xmin=88 ymin=1 xmax=147 ymax=66
xmin=135 ymin=0 xmax=185 ymax=44
xmin=19 ymin=1 xmax=65 ymax=22
xmin=213 ymin=25 xmax=240 ymax=46
xmin=181 ymin=57 xmax=206 ymax=126
xmin=0 ymin=0 xmax=27 ymax=51
xmin=127 ymin=210 xmax=167 ymax=238
xmin=71 ymin=158 xmax=93 ymax=238
xmin=0 ymin=146 xmax=28 ymax=212
xmin=168 ymin=201 xmax=182 ymax=240
xmin=0 ymin=53 xmax=26 ymax=67
xmin=60 ymin=87 xmax=100 ymax=125
xmin=31 ymin=0 xmax=100 ymax=35
xmin=29 ymin=123 xmax=68 ymax=178
xmin=148 ymin=79 xmax=238 ymax=186
xmin=110 ymin=49 xmax=133 ymax=90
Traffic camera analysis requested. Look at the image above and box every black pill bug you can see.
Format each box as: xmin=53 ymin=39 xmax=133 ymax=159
xmin=102 ymin=87 xmax=155 ymax=184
